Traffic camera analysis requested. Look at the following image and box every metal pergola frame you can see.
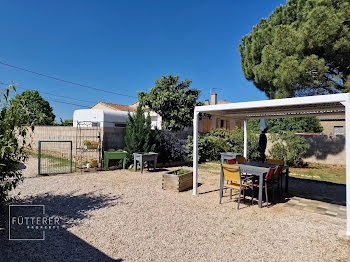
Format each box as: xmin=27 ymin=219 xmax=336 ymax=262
xmin=192 ymin=93 xmax=350 ymax=236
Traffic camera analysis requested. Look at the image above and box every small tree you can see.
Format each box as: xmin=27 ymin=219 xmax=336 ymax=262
xmin=138 ymin=75 xmax=201 ymax=131
xmin=10 ymin=90 xmax=55 ymax=125
xmin=0 ymin=85 xmax=31 ymax=203
xmin=124 ymin=104 xmax=159 ymax=165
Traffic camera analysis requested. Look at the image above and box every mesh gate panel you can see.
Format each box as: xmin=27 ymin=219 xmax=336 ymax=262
xmin=38 ymin=141 xmax=72 ymax=175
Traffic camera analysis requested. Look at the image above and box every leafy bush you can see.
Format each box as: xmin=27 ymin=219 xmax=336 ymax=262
xmin=268 ymin=133 xmax=310 ymax=167
xmin=225 ymin=129 xmax=260 ymax=161
xmin=157 ymin=131 xmax=186 ymax=163
xmin=186 ymin=128 xmax=259 ymax=162
xmin=1 ymin=85 xmax=31 ymax=203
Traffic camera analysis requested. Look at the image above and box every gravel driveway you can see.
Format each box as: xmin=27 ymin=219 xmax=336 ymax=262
xmin=1 ymin=166 xmax=349 ymax=261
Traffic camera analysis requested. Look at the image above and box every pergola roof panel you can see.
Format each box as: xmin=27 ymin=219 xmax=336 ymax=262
xmin=195 ymin=94 xmax=349 ymax=119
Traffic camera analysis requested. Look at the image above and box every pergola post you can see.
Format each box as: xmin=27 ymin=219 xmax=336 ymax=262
xmin=243 ymin=119 xmax=248 ymax=158
xmin=345 ymin=102 xmax=350 ymax=236
xmin=192 ymin=111 xmax=199 ymax=195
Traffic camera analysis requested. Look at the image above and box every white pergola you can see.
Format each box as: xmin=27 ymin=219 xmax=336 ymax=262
xmin=192 ymin=93 xmax=350 ymax=236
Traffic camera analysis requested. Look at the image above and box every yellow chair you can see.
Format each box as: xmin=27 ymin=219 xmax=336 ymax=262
xmin=219 ymin=164 xmax=251 ymax=209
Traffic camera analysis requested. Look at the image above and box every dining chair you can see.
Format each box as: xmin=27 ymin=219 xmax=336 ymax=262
xmin=219 ymin=164 xmax=251 ymax=209
xmin=251 ymin=166 xmax=276 ymax=207
xmin=273 ymin=165 xmax=284 ymax=193
xmin=236 ymin=156 xmax=247 ymax=164
xmin=227 ymin=159 xmax=236 ymax=164
xmin=266 ymin=159 xmax=285 ymax=190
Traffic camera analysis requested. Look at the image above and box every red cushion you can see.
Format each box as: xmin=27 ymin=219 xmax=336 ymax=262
xmin=265 ymin=166 xmax=276 ymax=180
xmin=274 ymin=166 xmax=283 ymax=178
xmin=227 ymin=159 xmax=236 ymax=164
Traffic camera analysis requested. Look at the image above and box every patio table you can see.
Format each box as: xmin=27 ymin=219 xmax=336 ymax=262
xmin=133 ymin=152 xmax=158 ymax=173
xmin=220 ymin=152 xmax=242 ymax=164
xmin=237 ymin=161 xmax=289 ymax=208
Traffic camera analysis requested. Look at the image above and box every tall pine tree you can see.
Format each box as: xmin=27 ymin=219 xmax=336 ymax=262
xmin=124 ymin=104 xmax=159 ymax=165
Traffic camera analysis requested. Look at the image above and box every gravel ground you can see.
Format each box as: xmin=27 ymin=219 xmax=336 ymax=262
xmin=20 ymin=157 xmax=38 ymax=178
xmin=1 ymin=163 xmax=349 ymax=262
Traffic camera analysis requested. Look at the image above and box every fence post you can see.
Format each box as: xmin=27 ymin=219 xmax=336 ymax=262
xmin=38 ymin=141 xmax=41 ymax=175
xmin=70 ymin=141 xmax=73 ymax=173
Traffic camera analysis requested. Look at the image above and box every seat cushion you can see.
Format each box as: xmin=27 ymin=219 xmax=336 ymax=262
xmin=227 ymin=159 xmax=236 ymax=164
xmin=225 ymin=182 xmax=248 ymax=189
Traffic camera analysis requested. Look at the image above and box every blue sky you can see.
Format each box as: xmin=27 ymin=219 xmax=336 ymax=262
xmin=0 ymin=0 xmax=285 ymax=121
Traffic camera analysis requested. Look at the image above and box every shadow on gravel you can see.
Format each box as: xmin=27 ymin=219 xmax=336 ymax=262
xmin=288 ymin=177 xmax=346 ymax=206
xmin=0 ymin=192 xmax=123 ymax=262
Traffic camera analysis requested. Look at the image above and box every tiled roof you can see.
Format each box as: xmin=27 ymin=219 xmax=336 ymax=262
xmin=94 ymin=102 xmax=136 ymax=112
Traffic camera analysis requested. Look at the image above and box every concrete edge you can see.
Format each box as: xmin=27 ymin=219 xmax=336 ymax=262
xmin=338 ymin=230 xmax=350 ymax=240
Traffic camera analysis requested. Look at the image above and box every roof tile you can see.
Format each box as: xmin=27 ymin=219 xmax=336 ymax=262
xmin=97 ymin=102 xmax=136 ymax=112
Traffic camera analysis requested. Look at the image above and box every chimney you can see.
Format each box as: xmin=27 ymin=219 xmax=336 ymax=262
xmin=204 ymin=99 xmax=209 ymax=105
xmin=210 ymin=93 xmax=217 ymax=105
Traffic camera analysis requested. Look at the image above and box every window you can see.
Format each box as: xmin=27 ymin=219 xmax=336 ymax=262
xmin=226 ymin=120 xmax=231 ymax=130
xmin=216 ymin=119 xmax=226 ymax=129
xmin=203 ymin=117 xmax=211 ymax=132
xmin=334 ymin=126 xmax=344 ymax=136
xmin=235 ymin=121 xmax=241 ymax=129
xmin=151 ymin=116 xmax=158 ymax=130
xmin=114 ymin=123 xmax=126 ymax=127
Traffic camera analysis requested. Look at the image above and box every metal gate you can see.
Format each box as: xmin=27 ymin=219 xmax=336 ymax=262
xmin=38 ymin=141 xmax=72 ymax=175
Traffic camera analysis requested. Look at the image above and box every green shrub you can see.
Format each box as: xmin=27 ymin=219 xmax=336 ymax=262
xmin=1 ymin=85 xmax=31 ymax=203
xmin=268 ymin=133 xmax=310 ymax=167
xmin=186 ymin=128 xmax=260 ymax=162
xmin=226 ymin=128 xmax=260 ymax=161
xmin=156 ymin=131 xmax=186 ymax=163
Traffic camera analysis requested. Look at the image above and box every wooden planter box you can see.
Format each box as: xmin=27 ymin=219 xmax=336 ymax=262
xmin=85 ymin=144 xmax=99 ymax=149
xmin=162 ymin=170 xmax=193 ymax=192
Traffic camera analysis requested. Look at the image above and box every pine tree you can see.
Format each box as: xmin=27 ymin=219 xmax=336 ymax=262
xmin=124 ymin=104 xmax=159 ymax=166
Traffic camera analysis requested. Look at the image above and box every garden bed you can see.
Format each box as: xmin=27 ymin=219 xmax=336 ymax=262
xmin=162 ymin=169 xmax=193 ymax=192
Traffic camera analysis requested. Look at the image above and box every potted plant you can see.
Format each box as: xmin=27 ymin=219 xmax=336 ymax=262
xmin=82 ymin=140 xmax=99 ymax=149
xmin=89 ymin=159 xmax=98 ymax=168
xmin=162 ymin=169 xmax=193 ymax=192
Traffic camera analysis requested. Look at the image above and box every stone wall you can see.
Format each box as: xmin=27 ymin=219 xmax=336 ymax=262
xmin=23 ymin=126 xmax=126 ymax=163
xmin=24 ymin=126 xmax=346 ymax=166
xmin=302 ymin=135 xmax=345 ymax=165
